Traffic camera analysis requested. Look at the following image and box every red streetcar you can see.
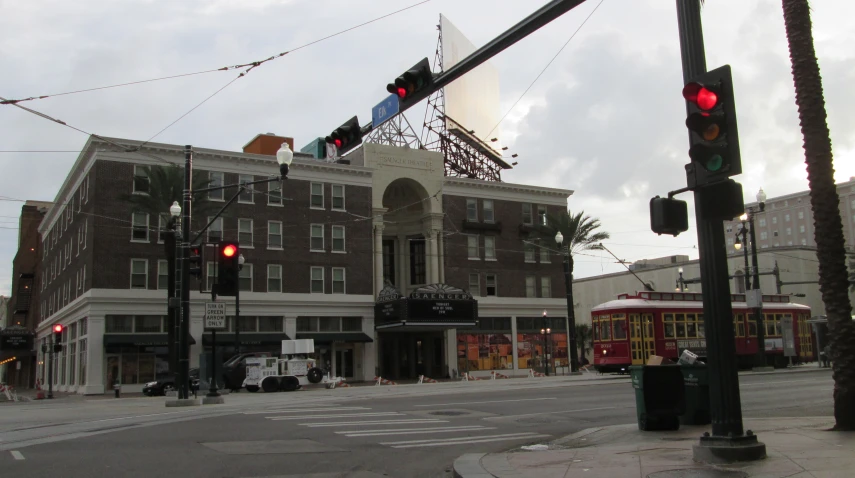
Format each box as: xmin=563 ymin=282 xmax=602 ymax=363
xmin=591 ymin=291 xmax=814 ymax=373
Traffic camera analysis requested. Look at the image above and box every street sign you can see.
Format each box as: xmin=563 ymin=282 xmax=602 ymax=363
xmin=372 ymin=94 xmax=400 ymax=128
xmin=204 ymin=302 xmax=227 ymax=330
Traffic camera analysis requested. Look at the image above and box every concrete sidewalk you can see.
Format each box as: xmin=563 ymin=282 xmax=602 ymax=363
xmin=454 ymin=417 xmax=853 ymax=477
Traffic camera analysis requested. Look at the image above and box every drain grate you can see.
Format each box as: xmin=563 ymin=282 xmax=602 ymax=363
xmin=429 ymin=411 xmax=469 ymax=416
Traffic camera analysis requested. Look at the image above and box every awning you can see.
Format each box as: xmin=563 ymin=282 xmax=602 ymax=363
xmin=202 ymin=333 xmax=290 ymax=346
xmin=376 ymin=320 xmax=477 ymax=332
xmin=295 ymin=332 xmax=374 ymax=344
xmin=103 ymin=334 xmax=196 ymax=347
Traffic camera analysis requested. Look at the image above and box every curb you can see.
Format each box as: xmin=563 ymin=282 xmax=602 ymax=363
xmin=453 ymin=453 xmax=492 ymax=478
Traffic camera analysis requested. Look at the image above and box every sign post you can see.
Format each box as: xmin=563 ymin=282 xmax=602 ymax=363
xmin=204 ymin=302 xmax=226 ymax=397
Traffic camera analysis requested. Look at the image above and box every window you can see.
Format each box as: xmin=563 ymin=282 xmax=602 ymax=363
xmin=131 ymin=213 xmax=149 ymax=242
xmin=207 ymin=217 xmax=223 ymax=243
xmin=238 ymin=219 xmax=253 ymax=246
xmin=157 ymin=260 xmax=169 ymax=290
xmin=785 ymin=213 xmax=790 ymax=222
xmin=525 ymin=276 xmax=536 ymax=298
xmin=410 ymin=239 xmax=426 ymax=285
xmin=799 ymin=225 xmax=805 ymax=233
xmin=332 ymin=184 xmax=345 ymax=210
xmin=540 ymin=244 xmax=550 ymax=263
xmin=208 ymin=172 xmax=224 ymax=201
xmin=522 ymin=203 xmax=533 ymax=225
xmin=760 ymin=232 xmax=768 ymax=240
xmin=130 ymin=259 xmax=148 ymax=289
xmin=467 ymin=235 xmax=479 ymax=259
xmin=537 ymin=205 xmax=547 ymax=226
xmin=342 ymin=317 xmax=362 ymax=331
xmin=268 ymin=221 xmax=282 ymax=249
xmin=238 ymin=174 xmax=254 ymax=203
xmin=332 ymin=267 xmax=345 ymax=294
xmin=311 ymin=267 xmax=324 ymax=293
xmin=268 ymin=180 xmax=282 ymax=206
xmin=801 ymin=238 xmax=807 ymax=245
xmin=133 ymin=166 xmax=150 ymax=194
xmin=297 ymin=317 xmax=318 ymax=332
xmin=524 ymin=242 xmax=536 ymax=262
xmin=541 ymin=277 xmax=551 ymax=298
xmin=774 ymin=230 xmax=779 ymax=237
xmin=206 ymin=262 xmax=217 ymax=292
xmin=759 ymin=218 xmax=767 ymax=227
xmin=798 ymin=211 xmax=805 ymax=219
xmin=486 ymin=274 xmax=497 ymax=296
xmin=311 ymin=224 xmax=324 ymax=251
xmin=267 ymin=265 xmax=282 ymax=292
xmin=484 ymin=236 xmax=496 ymax=260
xmin=310 ymin=182 xmax=324 ymax=208
xmin=469 ymin=273 xmax=480 ymax=297
xmin=106 ymin=316 xmax=133 ymax=333
xmin=481 ymin=199 xmax=495 ymax=223
xmin=156 ymin=216 xmax=166 ymax=244
xmin=239 ymin=264 xmax=252 ymax=291
xmin=466 ymin=198 xmax=478 ymax=221
xmin=786 ymin=227 xmax=792 ymax=236
xmin=332 ymin=225 xmax=345 ymax=252
xmin=772 ymin=216 xmax=778 ymax=224
xmin=259 ymin=317 xmax=284 ymax=332
xmin=135 ymin=316 xmax=162 ymax=333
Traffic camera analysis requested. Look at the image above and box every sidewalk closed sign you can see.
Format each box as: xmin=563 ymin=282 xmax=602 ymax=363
xmin=205 ymin=302 xmax=226 ymax=330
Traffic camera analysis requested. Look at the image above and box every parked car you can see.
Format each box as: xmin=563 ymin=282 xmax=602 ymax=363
xmin=143 ymin=368 xmax=200 ymax=396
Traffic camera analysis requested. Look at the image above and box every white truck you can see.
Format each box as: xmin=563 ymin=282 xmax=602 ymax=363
xmin=242 ymin=339 xmax=342 ymax=392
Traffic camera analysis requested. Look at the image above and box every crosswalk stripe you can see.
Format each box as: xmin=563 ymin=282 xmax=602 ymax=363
xmin=338 ymin=426 xmax=493 ymax=437
xmin=381 ymin=432 xmax=544 ymax=445
xmin=269 ymin=412 xmax=402 ymax=420
xmin=386 ymin=433 xmax=552 ymax=449
xmin=247 ymin=407 xmax=371 ymax=415
xmin=300 ymin=419 xmax=448 ymax=427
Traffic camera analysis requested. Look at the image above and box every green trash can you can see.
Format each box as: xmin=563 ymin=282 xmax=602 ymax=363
xmin=680 ymin=364 xmax=710 ymax=425
xmin=629 ymin=365 xmax=685 ymax=431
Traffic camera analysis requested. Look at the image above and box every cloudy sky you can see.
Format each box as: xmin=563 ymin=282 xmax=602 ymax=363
xmin=1 ymin=0 xmax=854 ymax=296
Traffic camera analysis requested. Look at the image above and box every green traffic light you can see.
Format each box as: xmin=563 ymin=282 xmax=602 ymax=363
xmin=705 ymin=154 xmax=723 ymax=172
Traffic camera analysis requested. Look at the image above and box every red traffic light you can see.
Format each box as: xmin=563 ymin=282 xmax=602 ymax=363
xmin=682 ymin=83 xmax=718 ymax=111
xmin=222 ymin=244 xmax=237 ymax=257
xmin=396 ymin=87 xmax=407 ymax=98
xmin=53 ymin=324 xmax=63 ymax=333
xmin=334 ymin=138 xmax=342 ymax=148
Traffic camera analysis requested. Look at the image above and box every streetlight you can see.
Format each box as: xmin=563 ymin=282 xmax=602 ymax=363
xmin=554 ymin=231 xmax=580 ymax=373
xmin=234 ymin=253 xmax=246 ymax=357
xmin=276 ymin=142 xmax=294 ymax=178
xmin=734 ymin=215 xmax=751 ymax=293
xmin=168 ymin=201 xmax=182 ymax=382
xmin=743 ymin=188 xmax=767 ymax=369
xmin=675 ymin=267 xmax=689 ymax=292
xmin=540 ymin=327 xmax=552 ymax=376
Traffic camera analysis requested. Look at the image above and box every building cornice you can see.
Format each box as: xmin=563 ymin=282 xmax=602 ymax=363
xmin=443 ymin=177 xmax=573 ymax=206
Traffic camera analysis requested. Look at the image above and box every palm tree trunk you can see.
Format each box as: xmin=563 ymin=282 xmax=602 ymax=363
xmin=564 ymin=251 xmax=579 ymax=372
xmin=782 ymin=0 xmax=855 ymax=430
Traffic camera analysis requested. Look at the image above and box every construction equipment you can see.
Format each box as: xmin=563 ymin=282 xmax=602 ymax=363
xmin=242 ymin=339 xmax=342 ymax=392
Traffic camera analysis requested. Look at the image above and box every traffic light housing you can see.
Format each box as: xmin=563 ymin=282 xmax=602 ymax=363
xmin=386 ymin=57 xmax=434 ymax=111
xmin=682 ymin=64 xmax=741 ymax=188
xmin=53 ymin=324 xmax=63 ymax=352
xmin=325 ymin=116 xmax=363 ymax=156
xmin=215 ymin=241 xmax=239 ymax=297
xmin=188 ymin=245 xmax=203 ymax=280
xmin=650 ymin=196 xmax=689 ymax=236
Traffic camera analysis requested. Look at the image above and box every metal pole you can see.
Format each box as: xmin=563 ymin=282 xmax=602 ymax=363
xmin=208 ymin=329 xmax=219 ymax=397
xmin=748 ymin=211 xmax=766 ymax=368
xmin=179 ymin=145 xmax=193 ymax=400
xmin=235 ymin=281 xmax=241 ymax=356
xmin=740 ymin=226 xmax=751 ymax=292
xmin=563 ymin=247 xmax=579 ymax=373
xmin=47 ymin=339 xmax=54 ymax=399
xmin=677 ymin=0 xmax=747 ymax=441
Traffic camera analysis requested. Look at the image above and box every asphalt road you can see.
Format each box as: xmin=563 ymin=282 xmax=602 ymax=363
xmin=0 ymin=369 xmax=834 ymax=478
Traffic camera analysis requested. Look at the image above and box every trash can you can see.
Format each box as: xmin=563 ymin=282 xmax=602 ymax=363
xmin=679 ymin=364 xmax=710 ymax=425
xmin=629 ymin=365 xmax=685 ymax=431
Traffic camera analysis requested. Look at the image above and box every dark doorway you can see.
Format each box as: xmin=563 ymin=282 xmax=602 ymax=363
xmin=378 ymin=331 xmax=444 ymax=380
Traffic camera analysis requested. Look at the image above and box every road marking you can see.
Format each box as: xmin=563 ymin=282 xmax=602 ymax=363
xmin=246 ymin=407 xmax=370 ymax=414
xmin=742 ymin=379 xmax=828 ymax=386
xmin=300 ymin=419 xmax=448 ymax=427
xmin=484 ymin=406 xmax=616 ymax=421
xmin=413 ymin=397 xmax=556 ymax=407
xmin=382 ymin=432 xmax=551 ymax=448
xmin=269 ymin=412 xmax=402 ymax=420
xmin=338 ymin=426 xmax=494 ymax=437
xmin=10 ymin=451 xmax=25 ymax=460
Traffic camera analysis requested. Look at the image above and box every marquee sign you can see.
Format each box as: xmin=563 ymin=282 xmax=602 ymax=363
xmin=374 ymin=283 xmax=478 ymax=329
xmin=0 ymin=325 xmax=35 ymax=351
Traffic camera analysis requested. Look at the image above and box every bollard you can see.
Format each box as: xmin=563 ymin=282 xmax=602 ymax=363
xmin=113 ymin=381 xmax=121 ymax=398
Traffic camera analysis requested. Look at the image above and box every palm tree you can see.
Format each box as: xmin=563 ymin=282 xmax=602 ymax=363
xmin=539 ymin=210 xmax=609 ymax=372
xmin=575 ymin=324 xmax=593 ymax=365
xmin=121 ymin=164 xmax=213 ymax=374
xmin=781 ymin=0 xmax=855 ymax=430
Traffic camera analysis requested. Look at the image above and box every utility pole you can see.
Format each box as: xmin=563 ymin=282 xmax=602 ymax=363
xmin=676 ymin=0 xmax=765 ymax=463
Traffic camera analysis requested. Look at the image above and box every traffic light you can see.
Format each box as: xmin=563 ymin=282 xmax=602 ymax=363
xmin=215 ymin=241 xmax=239 ymax=297
xmin=386 ymin=57 xmax=434 ymax=111
xmin=188 ymin=245 xmax=203 ymax=280
xmin=682 ymin=64 xmax=741 ymax=188
xmin=53 ymin=324 xmax=63 ymax=352
xmin=649 ymin=196 xmax=689 ymax=236
xmin=325 ymin=116 xmax=363 ymax=156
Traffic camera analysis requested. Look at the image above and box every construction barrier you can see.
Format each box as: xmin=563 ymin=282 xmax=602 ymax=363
xmin=417 ymin=375 xmax=438 ymax=384
xmin=0 ymin=384 xmax=18 ymax=402
xmin=528 ymin=369 xmax=546 ymax=378
xmin=463 ymin=373 xmax=484 ymax=381
xmin=491 ymin=371 xmax=510 ymax=380
xmin=327 ymin=380 xmax=351 ymax=389
xmin=374 ymin=376 xmax=397 ymax=386
xmin=35 ymin=378 xmax=45 ymax=400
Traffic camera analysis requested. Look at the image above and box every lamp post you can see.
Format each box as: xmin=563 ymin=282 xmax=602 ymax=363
xmin=743 ymin=188 xmax=767 ymax=369
xmin=168 ymin=201 xmax=181 ymax=379
xmin=540 ymin=326 xmax=552 ymax=376
xmin=235 ymin=253 xmax=245 ymax=356
xmin=554 ymin=231 xmax=579 ymax=373
xmin=676 ymin=267 xmax=687 ymax=292
xmin=734 ymin=219 xmax=751 ymax=293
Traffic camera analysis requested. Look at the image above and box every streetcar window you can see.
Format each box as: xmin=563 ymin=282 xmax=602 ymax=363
xmin=592 ymin=317 xmax=599 ymax=341
xmin=664 ymin=323 xmax=675 ymax=338
xmin=748 ymin=319 xmax=758 ymax=337
xmin=663 ymin=293 xmax=673 ymax=300
xmin=612 ymin=314 xmax=627 ymax=340
xmin=650 ymin=293 xmax=661 ymax=300
xmin=599 ymin=318 xmax=612 ymax=341
xmin=664 ymin=313 xmax=674 ymax=322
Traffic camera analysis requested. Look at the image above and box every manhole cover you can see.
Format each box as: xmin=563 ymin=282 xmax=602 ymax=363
xmin=429 ymin=411 xmax=469 ymax=416
xmin=647 ymin=470 xmax=747 ymax=478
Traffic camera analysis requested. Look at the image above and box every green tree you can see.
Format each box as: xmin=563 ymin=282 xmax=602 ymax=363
xmin=575 ymin=323 xmax=593 ymax=365
xmin=540 ymin=210 xmax=609 ymax=371
xmin=781 ymin=0 xmax=855 ymax=430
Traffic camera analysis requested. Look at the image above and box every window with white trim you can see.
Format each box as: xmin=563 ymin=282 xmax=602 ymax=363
xmin=310 ymin=267 xmax=324 ymax=293
xmin=785 ymin=213 xmax=790 ymax=222
xmin=206 ymin=262 xmax=217 ymax=292
xmin=133 ymin=166 xmax=150 ymax=194
xmin=239 ymin=264 xmax=252 ymax=291
xmin=483 ymin=200 xmax=494 ymax=223
xmin=207 ymin=217 xmax=223 ymax=243
xmin=759 ymin=218 xmax=767 ymax=227
xmin=267 ymin=265 xmax=282 ymax=292
xmin=268 ymin=221 xmax=282 ymax=249
xmin=332 ymin=267 xmax=345 ymax=294
xmin=130 ymin=259 xmax=148 ymax=289
xmin=131 ymin=213 xmax=149 ymax=242
xmin=238 ymin=218 xmax=253 ymax=246
xmin=268 ymin=180 xmax=282 ymax=206
xmin=522 ymin=203 xmax=533 ymax=225
xmin=157 ymin=215 xmax=166 ymax=244
xmin=541 ymin=277 xmax=552 ymax=298
xmin=238 ymin=174 xmax=254 ymax=203
xmin=486 ymin=274 xmax=497 ymax=296
xmin=540 ymin=244 xmax=550 ymax=263
xmin=157 ymin=260 xmax=169 ymax=290
xmin=799 ymin=225 xmax=805 ymax=233
xmin=469 ymin=273 xmax=480 ymax=297
xmin=798 ymin=210 xmax=804 ymax=219
xmin=332 ymin=225 xmax=345 ymax=252
xmin=332 ymin=184 xmax=345 ymax=210
xmin=467 ymin=235 xmax=479 ymax=259
xmin=466 ymin=198 xmax=478 ymax=222
xmin=525 ymin=276 xmax=536 ymax=298
xmin=311 ymin=224 xmax=324 ymax=251
xmin=310 ymin=183 xmax=324 ymax=208
xmin=537 ymin=205 xmax=547 ymax=226
xmin=524 ymin=242 xmax=536 ymax=262
xmin=208 ymin=172 xmax=224 ymax=201
xmin=484 ymin=236 xmax=496 ymax=260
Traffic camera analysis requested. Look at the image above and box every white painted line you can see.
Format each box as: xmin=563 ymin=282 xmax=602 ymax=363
xmin=246 ymin=407 xmax=370 ymax=415
xmin=390 ymin=434 xmax=552 ymax=448
xmin=340 ymin=426 xmax=494 ymax=437
xmin=413 ymin=397 xmax=557 ymax=407
xmin=10 ymin=450 xmax=25 ymax=460
xmin=742 ymin=379 xmax=828 ymax=386
xmin=300 ymin=419 xmax=448 ymax=427
xmin=382 ymin=432 xmax=548 ymax=447
xmin=484 ymin=406 xmax=616 ymax=420
xmin=269 ymin=412 xmax=402 ymax=420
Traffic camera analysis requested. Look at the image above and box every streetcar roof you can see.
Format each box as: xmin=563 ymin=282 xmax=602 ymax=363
xmin=591 ymin=297 xmax=811 ymax=312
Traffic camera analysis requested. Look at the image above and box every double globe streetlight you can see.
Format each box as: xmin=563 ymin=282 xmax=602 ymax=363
xmin=553 ymin=231 xmax=580 ymax=373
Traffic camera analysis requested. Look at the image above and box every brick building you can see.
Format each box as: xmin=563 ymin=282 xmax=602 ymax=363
xmin=36 ymin=135 xmax=573 ymax=394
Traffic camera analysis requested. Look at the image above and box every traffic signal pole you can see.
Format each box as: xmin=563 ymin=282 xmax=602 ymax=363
xmin=179 ymin=145 xmax=193 ymax=401
xmin=676 ymin=0 xmax=765 ymax=463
